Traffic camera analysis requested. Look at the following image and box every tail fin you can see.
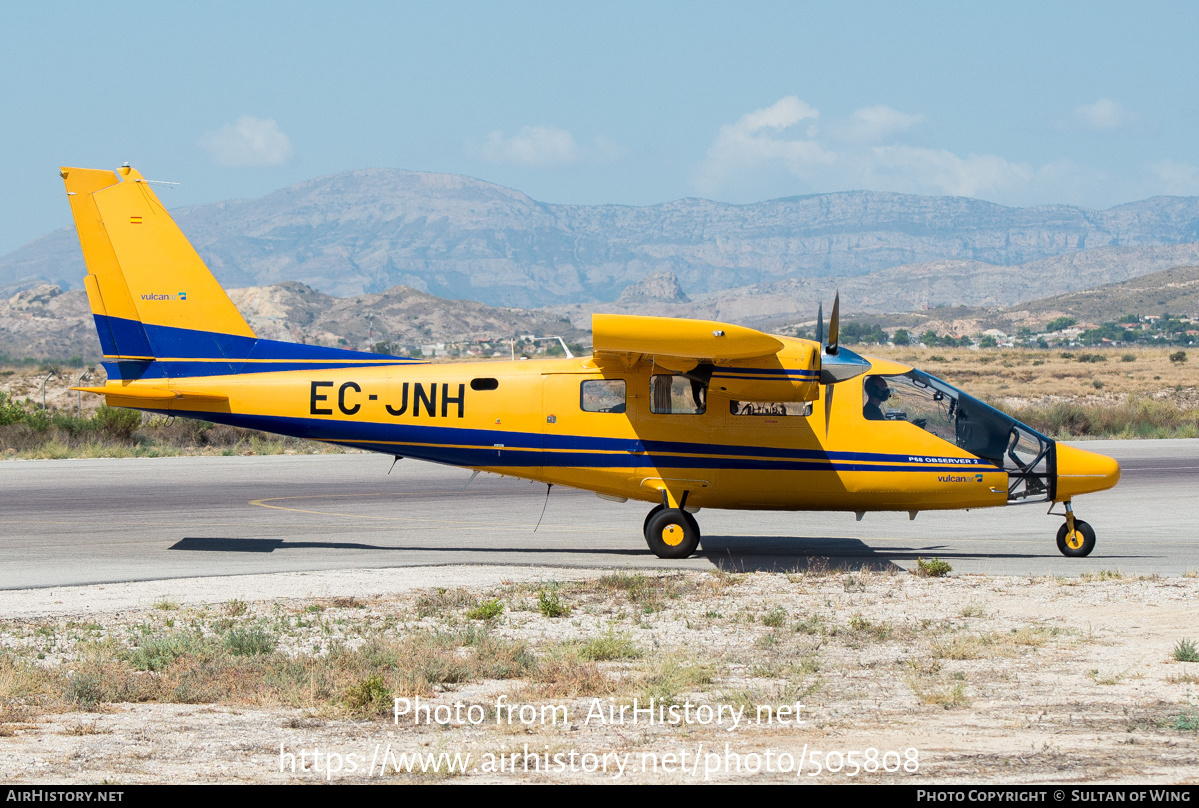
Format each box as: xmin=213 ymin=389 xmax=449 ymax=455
xmin=60 ymin=164 xmax=255 ymax=362
xmin=63 ymin=164 xmax=422 ymax=384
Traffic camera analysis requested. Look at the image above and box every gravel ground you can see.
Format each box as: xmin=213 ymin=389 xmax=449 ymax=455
xmin=0 ymin=565 xmax=1196 ymax=784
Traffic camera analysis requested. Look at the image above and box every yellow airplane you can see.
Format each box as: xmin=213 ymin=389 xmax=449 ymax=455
xmin=60 ymin=164 xmax=1120 ymax=560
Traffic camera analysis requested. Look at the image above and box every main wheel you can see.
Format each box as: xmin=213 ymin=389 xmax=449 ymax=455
xmin=1056 ymin=520 xmax=1096 ymax=558
xmin=644 ymin=508 xmax=701 ymax=559
xmin=643 ymin=504 xmax=665 ymax=537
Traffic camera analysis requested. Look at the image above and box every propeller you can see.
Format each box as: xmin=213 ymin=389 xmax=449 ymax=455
xmin=826 ymin=293 xmax=839 ymax=356
xmin=815 ymin=291 xmax=870 ymax=385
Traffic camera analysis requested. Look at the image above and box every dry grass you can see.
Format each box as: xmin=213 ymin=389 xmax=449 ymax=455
xmin=0 ymin=568 xmax=1161 ymax=761
xmin=855 ymin=346 xmax=1199 ymax=438
xmin=932 ymin=626 xmax=1052 ymax=660
xmin=0 ymin=624 xmax=538 ymax=718
xmin=908 ymin=676 xmax=971 ymax=708
xmin=865 ymin=346 xmax=1199 ymax=401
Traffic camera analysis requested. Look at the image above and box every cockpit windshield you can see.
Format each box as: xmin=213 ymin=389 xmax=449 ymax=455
xmin=869 ymin=370 xmax=1055 ymax=503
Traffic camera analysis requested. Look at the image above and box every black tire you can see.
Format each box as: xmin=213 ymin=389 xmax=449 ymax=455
xmin=643 ymin=504 xmax=665 ymax=537
xmin=644 ymin=508 xmax=700 ymax=559
xmin=1056 ymin=520 xmax=1096 ymax=558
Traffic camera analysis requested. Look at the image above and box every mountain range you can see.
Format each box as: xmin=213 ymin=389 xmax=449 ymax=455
xmin=5 ymin=168 xmax=1199 ymax=313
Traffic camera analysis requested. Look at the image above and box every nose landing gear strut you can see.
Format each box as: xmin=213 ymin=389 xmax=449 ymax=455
xmin=1055 ymin=500 xmax=1096 ymax=558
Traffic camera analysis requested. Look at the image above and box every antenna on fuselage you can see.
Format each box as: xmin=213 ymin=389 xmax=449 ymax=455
xmin=533 ymin=484 xmax=553 ymax=533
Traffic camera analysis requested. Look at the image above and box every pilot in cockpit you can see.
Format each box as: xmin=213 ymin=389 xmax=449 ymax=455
xmin=863 ymin=376 xmax=890 ymax=421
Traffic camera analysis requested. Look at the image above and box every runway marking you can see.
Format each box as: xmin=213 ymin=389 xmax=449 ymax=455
xmin=1124 ymin=466 xmax=1199 ymax=471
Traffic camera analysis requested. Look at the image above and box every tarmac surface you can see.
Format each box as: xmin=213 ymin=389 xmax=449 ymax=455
xmin=0 ymin=439 xmax=1194 ymax=588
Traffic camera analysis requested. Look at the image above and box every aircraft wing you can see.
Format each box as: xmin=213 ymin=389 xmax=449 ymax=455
xmin=592 ymin=314 xmax=785 ymax=360
xmin=592 ymin=314 xmax=821 ymax=402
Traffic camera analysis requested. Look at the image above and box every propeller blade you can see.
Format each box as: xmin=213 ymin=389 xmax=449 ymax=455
xmin=816 ymin=291 xmax=870 ymax=385
xmin=816 ymin=302 xmax=824 ymax=345
xmin=827 ymin=292 xmax=840 ymax=355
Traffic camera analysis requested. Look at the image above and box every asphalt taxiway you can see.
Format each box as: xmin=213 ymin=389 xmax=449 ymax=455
xmin=0 ymin=439 xmax=1194 ymax=588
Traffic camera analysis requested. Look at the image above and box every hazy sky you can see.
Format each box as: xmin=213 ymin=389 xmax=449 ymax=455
xmin=3 ymin=1 xmax=1198 ymax=255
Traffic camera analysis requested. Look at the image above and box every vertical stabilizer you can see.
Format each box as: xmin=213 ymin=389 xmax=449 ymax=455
xmin=60 ymin=164 xmax=255 ymax=361
xmin=61 ymin=167 xmax=154 ymax=358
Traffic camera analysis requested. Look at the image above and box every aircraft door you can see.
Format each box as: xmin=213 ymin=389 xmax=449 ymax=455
xmin=542 ymin=372 xmax=638 ymax=495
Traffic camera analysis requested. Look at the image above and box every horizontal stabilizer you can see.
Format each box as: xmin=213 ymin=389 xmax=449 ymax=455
xmin=592 ymin=314 xmax=784 ymax=360
xmin=71 ymin=386 xmax=229 ymax=402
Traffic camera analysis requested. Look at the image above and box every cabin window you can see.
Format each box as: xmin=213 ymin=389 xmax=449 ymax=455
xmin=730 ymin=400 xmax=811 ymax=417
xmin=470 ymin=378 xmax=499 ymax=391
xmin=580 ymin=379 xmax=626 ymax=413
xmin=650 ymin=374 xmax=706 ymax=415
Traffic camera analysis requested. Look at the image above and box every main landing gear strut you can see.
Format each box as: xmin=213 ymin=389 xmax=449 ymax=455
xmin=643 ymin=491 xmax=701 ymax=559
xmin=1055 ymin=500 xmax=1096 ymax=558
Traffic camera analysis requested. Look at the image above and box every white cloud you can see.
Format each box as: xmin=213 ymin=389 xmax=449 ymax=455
xmin=591 ymin=135 xmax=630 ymax=164
xmin=469 ymin=126 xmax=628 ymax=168
xmin=842 ymin=105 xmax=923 ymax=143
xmin=697 ymin=97 xmax=1199 ymax=206
xmin=476 ymin=126 xmax=581 ymax=167
xmin=865 ymin=146 xmax=1033 ymax=198
xmin=733 ymin=95 xmax=820 ymax=133
xmin=1073 ymin=98 xmax=1129 ymax=130
xmin=1150 ymin=160 xmax=1199 ymax=195
xmin=696 ymin=97 xmax=1040 ymax=200
xmin=696 ymin=97 xmax=832 ymax=192
xmin=200 ymin=116 xmax=292 ymax=167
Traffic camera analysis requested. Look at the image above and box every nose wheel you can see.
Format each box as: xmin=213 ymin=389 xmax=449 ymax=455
xmin=643 ymin=505 xmax=701 ymax=559
xmin=1056 ymin=500 xmax=1096 ymax=557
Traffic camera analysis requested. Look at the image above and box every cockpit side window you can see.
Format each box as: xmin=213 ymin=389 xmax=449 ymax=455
xmin=862 ymin=375 xmax=891 ymax=421
xmin=869 ymin=370 xmax=1054 ymax=502
xmin=865 ymin=373 xmax=956 ymax=442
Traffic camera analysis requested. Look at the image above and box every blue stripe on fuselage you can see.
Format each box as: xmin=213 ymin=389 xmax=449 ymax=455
xmin=94 ymin=315 xmax=424 ymax=379
xmin=141 ymin=409 xmax=998 ymax=473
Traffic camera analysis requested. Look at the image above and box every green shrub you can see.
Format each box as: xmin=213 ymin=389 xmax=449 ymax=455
xmin=126 ymin=633 xmax=212 ymax=671
xmin=224 ymin=626 xmax=276 ymax=656
xmin=465 ymin=599 xmax=504 ymax=621
xmin=344 ymin=675 xmax=392 ymax=715
xmin=537 ymin=589 xmax=571 ymax=618
xmin=65 ymin=672 xmax=106 ymax=709
xmin=579 ymin=630 xmax=642 ymax=661
xmin=50 ymin=412 xmax=99 ymax=438
xmin=1174 ymin=694 xmax=1199 ymax=731
xmin=95 ymin=406 xmax=142 ymax=440
xmin=0 ymin=392 xmax=29 ymax=427
xmin=761 ymin=607 xmax=787 ymax=628
xmin=915 ymin=558 xmax=953 ymax=578
xmin=1175 ymin=638 xmax=1199 ymax=663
